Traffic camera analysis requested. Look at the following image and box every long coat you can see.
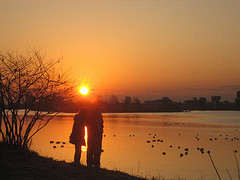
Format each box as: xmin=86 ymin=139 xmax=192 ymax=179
xmin=69 ymin=111 xmax=86 ymax=146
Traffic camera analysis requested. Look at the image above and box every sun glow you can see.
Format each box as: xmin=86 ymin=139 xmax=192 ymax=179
xmin=81 ymin=126 xmax=88 ymax=152
xmin=80 ymin=87 xmax=89 ymax=95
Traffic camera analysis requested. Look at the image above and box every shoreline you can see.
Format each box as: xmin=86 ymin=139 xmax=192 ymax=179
xmin=0 ymin=143 xmax=145 ymax=180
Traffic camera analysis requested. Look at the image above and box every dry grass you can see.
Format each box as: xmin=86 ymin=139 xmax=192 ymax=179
xmin=0 ymin=143 xmax=145 ymax=180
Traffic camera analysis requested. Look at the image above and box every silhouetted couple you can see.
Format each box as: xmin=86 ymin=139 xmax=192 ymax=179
xmin=69 ymin=105 xmax=103 ymax=168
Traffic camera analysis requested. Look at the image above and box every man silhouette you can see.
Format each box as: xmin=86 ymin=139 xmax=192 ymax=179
xmin=85 ymin=105 xmax=103 ymax=168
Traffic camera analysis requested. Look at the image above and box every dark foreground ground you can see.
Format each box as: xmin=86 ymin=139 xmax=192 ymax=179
xmin=0 ymin=143 xmax=145 ymax=180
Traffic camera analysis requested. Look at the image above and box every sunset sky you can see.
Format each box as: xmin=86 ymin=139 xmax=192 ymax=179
xmin=1 ymin=0 xmax=240 ymax=102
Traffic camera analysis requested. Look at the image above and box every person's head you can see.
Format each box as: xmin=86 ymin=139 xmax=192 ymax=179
xmin=88 ymin=103 xmax=99 ymax=112
xmin=79 ymin=96 xmax=101 ymax=112
xmin=77 ymin=105 xmax=87 ymax=114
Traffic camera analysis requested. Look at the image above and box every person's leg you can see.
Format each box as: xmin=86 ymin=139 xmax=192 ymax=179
xmin=87 ymin=148 xmax=93 ymax=167
xmin=93 ymin=136 xmax=102 ymax=168
xmin=94 ymin=150 xmax=101 ymax=167
xmin=87 ymin=135 xmax=94 ymax=167
xmin=74 ymin=144 xmax=81 ymax=165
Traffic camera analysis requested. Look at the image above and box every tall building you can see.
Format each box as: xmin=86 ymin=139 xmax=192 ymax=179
xmin=235 ymin=91 xmax=240 ymax=104
xmin=237 ymin=91 xmax=240 ymax=100
xmin=193 ymin=97 xmax=198 ymax=101
xmin=199 ymin=97 xmax=207 ymax=103
xmin=211 ymin=96 xmax=221 ymax=103
xmin=125 ymin=96 xmax=131 ymax=104
xmin=211 ymin=96 xmax=221 ymax=109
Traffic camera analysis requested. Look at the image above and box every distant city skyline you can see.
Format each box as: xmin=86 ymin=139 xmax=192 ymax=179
xmin=103 ymin=90 xmax=239 ymax=103
xmin=1 ymin=0 xmax=240 ymax=102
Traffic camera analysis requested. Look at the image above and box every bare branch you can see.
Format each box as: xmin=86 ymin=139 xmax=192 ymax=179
xmin=0 ymin=48 xmax=76 ymax=148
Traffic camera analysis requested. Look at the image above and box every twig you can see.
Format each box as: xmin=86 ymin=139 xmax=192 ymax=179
xmin=226 ymin=169 xmax=232 ymax=180
xmin=233 ymin=151 xmax=240 ymax=180
xmin=137 ymin=161 xmax=140 ymax=174
xmin=207 ymin=151 xmax=221 ymax=180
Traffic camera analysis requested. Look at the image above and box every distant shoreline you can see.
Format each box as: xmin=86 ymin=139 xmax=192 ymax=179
xmin=10 ymin=108 xmax=240 ymax=115
xmin=14 ymin=109 xmax=240 ymax=116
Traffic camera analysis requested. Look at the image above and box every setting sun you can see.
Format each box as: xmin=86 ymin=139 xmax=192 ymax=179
xmin=80 ymin=87 xmax=89 ymax=95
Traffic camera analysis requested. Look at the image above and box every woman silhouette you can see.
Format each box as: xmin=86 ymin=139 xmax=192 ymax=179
xmin=69 ymin=108 xmax=86 ymax=165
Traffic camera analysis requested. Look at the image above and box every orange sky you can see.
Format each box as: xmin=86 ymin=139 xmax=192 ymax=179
xmin=1 ymin=0 xmax=240 ymax=102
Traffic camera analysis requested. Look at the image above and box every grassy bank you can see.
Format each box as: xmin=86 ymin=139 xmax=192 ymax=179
xmin=0 ymin=143 xmax=145 ymax=180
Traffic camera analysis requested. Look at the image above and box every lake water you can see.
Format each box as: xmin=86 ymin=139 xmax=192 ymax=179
xmin=32 ymin=111 xmax=240 ymax=179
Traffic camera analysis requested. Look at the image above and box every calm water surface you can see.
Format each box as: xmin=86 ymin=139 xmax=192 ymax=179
xmin=32 ymin=111 xmax=240 ymax=179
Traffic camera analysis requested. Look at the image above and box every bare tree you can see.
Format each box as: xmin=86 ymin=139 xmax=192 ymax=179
xmin=0 ymin=48 xmax=75 ymax=149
